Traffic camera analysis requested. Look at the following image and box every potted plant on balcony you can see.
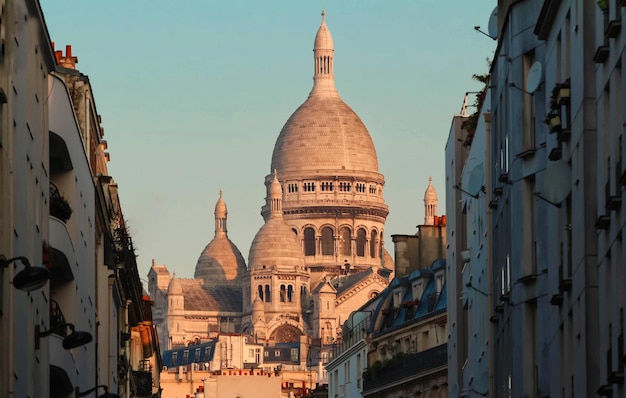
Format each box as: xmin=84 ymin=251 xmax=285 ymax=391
xmin=544 ymin=111 xmax=561 ymax=133
xmin=597 ymin=0 xmax=609 ymax=11
xmin=50 ymin=183 xmax=72 ymax=222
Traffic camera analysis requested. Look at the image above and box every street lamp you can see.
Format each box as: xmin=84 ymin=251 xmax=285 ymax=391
xmin=0 ymin=255 xmax=50 ymax=291
xmin=35 ymin=323 xmax=93 ymax=350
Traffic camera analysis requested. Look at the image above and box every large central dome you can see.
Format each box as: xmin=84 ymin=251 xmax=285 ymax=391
xmin=270 ymin=11 xmax=379 ymax=176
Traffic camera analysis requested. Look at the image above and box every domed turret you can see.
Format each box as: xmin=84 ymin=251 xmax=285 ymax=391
xmin=194 ymin=191 xmax=247 ymax=283
xmin=249 ymin=172 xmax=304 ymax=270
xmin=423 ymin=177 xmax=438 ymax=225
xmin=167 ymin=272 xmax=183 ymax=295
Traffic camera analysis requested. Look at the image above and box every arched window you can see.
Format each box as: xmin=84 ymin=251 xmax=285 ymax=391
xmin=265 ymin=285 xmax=271 ymax=303
xmin=287 ymin=285 xmax=293 ymax=302
xmin=258 ymin=285 xmax=264 ymax=301
xmin=321 ymin=227 xmax=334 ymax=256
xmin=356 ymin=228 xmax=366 ymax=256
xmin=280 ymin=285 xmax=286 ymax=302
xmin=370 ymin=230 xmax=378 ymax=258
xmin=304 ymin=227 xmax=316 ymax=256
xmin=339 ymin=227 xmax=352 ymax=256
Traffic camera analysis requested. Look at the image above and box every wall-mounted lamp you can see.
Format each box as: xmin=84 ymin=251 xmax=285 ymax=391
xmin=75 ymin=385 xmax=120 ymax=398
xmin=0 ymin=255 xmax=50 ymax=291
xmin=35 ymin=323 xmax=93 ymax=350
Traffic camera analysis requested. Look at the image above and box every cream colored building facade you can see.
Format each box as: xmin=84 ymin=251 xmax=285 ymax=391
xmin=0 ymin=2 xmax=162 ymax=397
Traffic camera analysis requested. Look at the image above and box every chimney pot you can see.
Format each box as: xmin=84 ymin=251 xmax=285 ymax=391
xmin=66 ymin=45 xmax=72 ymax=58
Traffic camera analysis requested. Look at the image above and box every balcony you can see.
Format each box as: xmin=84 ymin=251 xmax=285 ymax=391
xmin=362 ymin=343 xmax=447 ymax=392
xmin=132 ymin=370 xmax=153 ymax=397
xmin=48 ymin=217 xmax=75 ymax=287
xmin=48 ymin=301 xmax=78 ymax=387
xmin=605 ymin=179 xmax=622 ymax=211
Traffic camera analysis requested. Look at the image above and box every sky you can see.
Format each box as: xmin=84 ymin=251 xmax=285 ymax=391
xmin=40 ymin=0 xmax=496 ymax=283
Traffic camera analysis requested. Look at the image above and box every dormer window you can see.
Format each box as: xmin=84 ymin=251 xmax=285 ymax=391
xmin=412 ymin=281 xmax=424 ymax=300
xmin=435 ymin=272 xmax=445 ymax=293
xmin=393 ymin=289 xmax=402 ymax=308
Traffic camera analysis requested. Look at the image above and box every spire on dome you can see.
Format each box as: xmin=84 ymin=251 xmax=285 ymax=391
xmin=423 ymin=177 xmax=438 ymax=225
xmin=214 ymin=189 xmax=228 ymax=235
xmin=268 ymin=170 xmax=283 ymax=219
xmin=311 ymin=10 xmax=338 ymax=98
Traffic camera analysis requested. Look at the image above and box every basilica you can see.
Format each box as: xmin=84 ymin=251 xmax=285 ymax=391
xmin=148 ymin=12 xmax=416 ymax=355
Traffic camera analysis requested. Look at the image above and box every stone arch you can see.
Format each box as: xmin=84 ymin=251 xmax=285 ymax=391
xmin=269 ymin=324 xmax=303 ymax=343
xmin=338 ymin=226 xmax=352 ymax=256
xmin=356 ymin=227 xmax=367 ymax=256
xmin=370 ymin=229 xmax=379 ymax=258
xmin=320 ymin=226 xmax=335 ymax=256
xmin=304 ymin=226 xmax=316 ymax=256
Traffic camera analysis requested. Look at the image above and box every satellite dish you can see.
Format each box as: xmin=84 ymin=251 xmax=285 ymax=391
xmin=487 ymin=7 xmax=498 ymax=39
xmin=543 ymin=161 xmax=571 ymax=205
xmin=466 ymin=164 xmax=485 ymax=197
xmin=526 ymin=61 xmax=543 ymax=94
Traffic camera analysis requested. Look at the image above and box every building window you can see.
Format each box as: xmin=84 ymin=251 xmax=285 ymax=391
xmin=339 ymin=227 xmax=352 ymax=256
xmin=369 ymin=185 xmax=376 ymax=194
xmin=171 ymin=352 xmax=178 ymax=366
xmin=304 ymin=227 xmax=316 ymax=256
xmin=258 ymin=285 xmax=264 ymax=301
xmin=195 ymin=348 xmax=201 ymax=362
xmin=321 ymin=181 xmax=334 ymax=191
xmin=370 ymin=230 xmax=378 ymax=258
xmin=291 ymin=348 xmax=298 ymax=361
xmin=436 ymin=273 xmax=445 ymax=293
xmin=288 ymin=183 xmax=298 ymax=193
xmin=412 ymin=281 xmax=424 ymax=300
xmin=265 ymin=285 xmax=271 ymax=303
xmin=338 ymin=182 xmax=351 ymax=192
xmin=264 ymin=351 xmax=269 ymax=357
xmin=356 ymin=228 xmax=366 ymax=256
xmin=356 ymin=354 xmax=362 ymax=388
xmin=393 ymin=290 xmax=402 ymax=307
xmin=321 ymin=227 xmax=334 ymax=255
xmin=303 ymin=182 xmax=316 ymax=192
xmin=182 ymin=350 xmax=189 ymax=363
xmin=287 ymin=285 xmax=294 ymax=302
xmin=280 ymin=285 xmax=286 ymax=302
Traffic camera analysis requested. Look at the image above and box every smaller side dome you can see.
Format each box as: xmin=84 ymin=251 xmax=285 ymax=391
xmin=167 ymin=272 xmax=183 ymax=295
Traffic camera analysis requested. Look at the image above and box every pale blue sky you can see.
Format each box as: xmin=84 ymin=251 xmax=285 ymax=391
xmin=40 ymin=1 xmax=496 ymax=281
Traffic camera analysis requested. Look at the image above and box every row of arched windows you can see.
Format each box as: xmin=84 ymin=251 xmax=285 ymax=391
xmin=283 ymin=181 xmax=380 ymax=195
xmin=302 ymin=226 xmax=380 ymax=258
xmin=257 ymin=284 xmax=306 ymax=303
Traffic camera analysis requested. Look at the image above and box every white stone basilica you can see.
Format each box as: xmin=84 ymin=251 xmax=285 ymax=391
xmin=148 ymin=12 xmax=424 ymax=354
